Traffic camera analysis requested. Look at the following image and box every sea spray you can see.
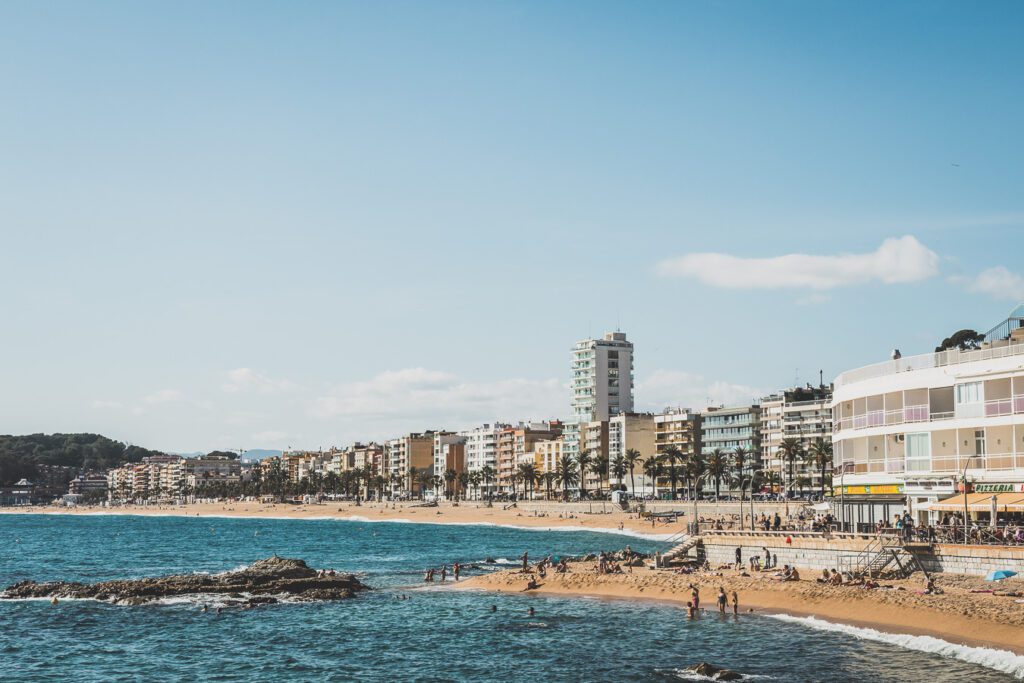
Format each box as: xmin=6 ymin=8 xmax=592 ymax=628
xmin=767 ymin=614 xmax=1024 ymax=679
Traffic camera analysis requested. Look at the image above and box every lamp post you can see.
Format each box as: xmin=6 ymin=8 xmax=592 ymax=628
xmin=961 ymin=453 xmax=979 ymax=545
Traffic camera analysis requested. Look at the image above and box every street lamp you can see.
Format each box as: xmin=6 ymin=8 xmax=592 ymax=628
xmin=961 ymin=453 xmax=980 ymax=545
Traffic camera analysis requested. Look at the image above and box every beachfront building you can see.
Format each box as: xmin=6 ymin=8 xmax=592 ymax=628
xmin=432 ymin=432 xmax=466 ymax=497
xmin=534 ymin=437 xmax=567 ymax=496
xmin=608 ymin=412 xmax=657 ymax=495
xmin=184 ymin=454 xmax=242 ymax=492
xmin=701 ymin=405 xmax=762 ymax=457
xmin=580 ymin=420 xmax=609 ymax=492
xmin=496 ymin=421 xmax=562 ymax=495
xmin=831 ymin=306 xmax=1024 ymax=530
xmin=350 ymin=443 xmax=384 ymax=475
xmin=385 ymin=432 xmax=435 ymax=493
xmin=566 ymin=331 xmax=635 ymax=465
xmin=760 ymin=384 xmax=833 ymax=495
xmin=458 ymin=424 xmax=505 ymax=497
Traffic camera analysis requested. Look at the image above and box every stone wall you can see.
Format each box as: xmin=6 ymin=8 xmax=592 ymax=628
xmin=698 ymin=531 xmax=1024 ymax=576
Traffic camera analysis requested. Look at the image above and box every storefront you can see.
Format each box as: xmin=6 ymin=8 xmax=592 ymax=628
xmin=930 ymin=483 xmax=1024 ymax=525
xmin=904 ymin=477 xmax=957 ymax=525
xmin=833 ymin=484 xmax=906 ymax=532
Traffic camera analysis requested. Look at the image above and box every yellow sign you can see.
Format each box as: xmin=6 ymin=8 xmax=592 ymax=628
xmin=833 ymin=484 xmax=904 ymax=495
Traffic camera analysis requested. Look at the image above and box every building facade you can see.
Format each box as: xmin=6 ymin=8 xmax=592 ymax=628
xmin=760 ymin=384 xmax=833 ymax=492
xmin=831 ymin=307 xmax=1024 ymax=530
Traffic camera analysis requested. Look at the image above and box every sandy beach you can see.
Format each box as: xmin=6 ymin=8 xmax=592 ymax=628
xmin=458 ymin=561 xmax=1024 ymax=654
xmin=0 ymin=500 xmax=681 ymax=539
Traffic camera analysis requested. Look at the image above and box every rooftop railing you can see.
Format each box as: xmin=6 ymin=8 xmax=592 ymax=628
xmin=836 ymin=341 xmax=1024 ymax=387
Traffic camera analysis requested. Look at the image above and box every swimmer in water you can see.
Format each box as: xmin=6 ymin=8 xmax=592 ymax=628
xmin=490 ymin=605 xmax=497 ymax=612
xmin=528 ymin=606 xmax=535 ymax=617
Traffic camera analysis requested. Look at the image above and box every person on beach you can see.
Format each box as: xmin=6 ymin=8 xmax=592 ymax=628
xmin=524 ymin=576 xmax=539 ymax=591
xmin=440 ymin=565 xmax=447 ymax=582
xmin=521 ymin=551 xmax=529 ymax=573
xmin=690 ymin=585 xmax=700 ymax=610
xmin=717 ymin=587 xmax=727 ymax=613
xmin=453 ymin=562 xmax=461 ymax=581
xmin=762 ymin=547 xmax=770 ymax=569
xmin=735 ymin=547 xmax=742 ymax=569
xmin=731 ymin=591 xmax=738 ymax=616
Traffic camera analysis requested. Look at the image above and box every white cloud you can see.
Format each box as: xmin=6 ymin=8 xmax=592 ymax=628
xmin=310 ymin=367 xmax=565 ymax=430
xmin=795 ymin=292 xmax=830 ymax=306
xmin=91 ymin=399 xmax=123 ymax=409
xmin=967 ymin=266 xmax=1024 ymax=302
xmin=222 ymin=368 xmax=296 ymax=393
xmin=655 ymin=235 xmax=940 ymax=290
xmin=637 ymin=370 xmax=764 ymax=411
xmin=143 ymin=389 xmax=186 ymax=404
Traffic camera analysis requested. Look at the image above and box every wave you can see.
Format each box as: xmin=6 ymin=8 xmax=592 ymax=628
xmin=767 ymin=614 xmax=1024 ymax=679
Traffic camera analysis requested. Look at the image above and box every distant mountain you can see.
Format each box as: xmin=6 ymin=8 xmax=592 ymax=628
xmin=242 ymin=449 xmax=283 ymax=461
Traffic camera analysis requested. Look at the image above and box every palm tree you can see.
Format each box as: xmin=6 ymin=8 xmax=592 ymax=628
xmin=575 ymin=450 xmax=593 ymax=499
xmin=806 ymin=438 xmax=833 ymax=498
xmin=444 ymin=468 xmax=457 ymax=500
xmin=480 ymin=465 xmax=496 ymax=503
xmin=590 ymin=454 xmax=609 ymax=493
xmin=705 ymin=448 xmax=730 ymax=501
xmin=623 ymin=449 xmax=642 ymax=497
xmin=731 ymin=446 xmax=750 ymax=529
xmin=643 ymin=457 xmax=664 ymax=499
xmin=555 ymin=454 xmax=579 ymax=501
xmin=469 ymin=471 xmax=483 ymax=501
xmin=777 ymin=437 xmax=803 ymax=499
xmin=795 ymin=475 xmax=811 ymax=497
xmin=660 ymin=446 xmax=683 ymax=500
xmin=610 ymin=454 xmax=627 ymax=490
xmin=543 ymin=471 xmax=556 ymax=500
xmin=417 ymin=470 xmax=433 ymax=498
xmin=518 ymin=462 xmax=537 ymax=500
xmin=457 ymin=471 xmax=469 ymax=501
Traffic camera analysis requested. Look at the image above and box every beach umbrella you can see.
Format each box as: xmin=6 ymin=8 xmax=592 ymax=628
xmin=984 ymin=570 xmax=1018 ymax=582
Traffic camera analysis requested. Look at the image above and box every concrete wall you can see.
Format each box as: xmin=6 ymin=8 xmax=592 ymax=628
xmin=699 ymin=531 xmax=1024 ymax=576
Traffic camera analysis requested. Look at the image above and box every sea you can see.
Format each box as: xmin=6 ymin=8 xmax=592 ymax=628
xmin=1 ymin=513 xmax=1022 ymax=682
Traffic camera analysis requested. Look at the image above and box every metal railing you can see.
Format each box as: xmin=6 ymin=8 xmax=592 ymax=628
xmin=838 ymin=342 xmax=1024 ymax=386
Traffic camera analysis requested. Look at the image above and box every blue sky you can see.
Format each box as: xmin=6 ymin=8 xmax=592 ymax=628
xmin=2 ymin=1 xmax=1023 ymax=452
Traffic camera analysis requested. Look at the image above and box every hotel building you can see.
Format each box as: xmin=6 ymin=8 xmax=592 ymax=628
xmin=832 ymin=306 xmax=1024 ymax=529
xmin=567 ymin=331 xmax=635 ymax=461
xmin=701 ymin=405 xmax=762 ymax=457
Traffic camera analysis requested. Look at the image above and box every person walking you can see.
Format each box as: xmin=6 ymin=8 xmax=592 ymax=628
xmin=717 ymin=587 xmax=728 ymax=614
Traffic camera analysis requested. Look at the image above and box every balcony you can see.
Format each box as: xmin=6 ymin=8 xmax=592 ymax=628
xmin=836 ymin=340 xmax=1024 ymax=386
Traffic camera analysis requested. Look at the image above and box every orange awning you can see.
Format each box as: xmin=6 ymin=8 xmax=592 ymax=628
xmin=930 ymin=492 xmax=1024 ymax=512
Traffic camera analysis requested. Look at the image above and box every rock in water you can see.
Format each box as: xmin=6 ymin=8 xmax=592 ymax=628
xmin=0 ymin=557 xmax=369 ymax=607
xmin=684 ymin=662 xmax=743 ymax=681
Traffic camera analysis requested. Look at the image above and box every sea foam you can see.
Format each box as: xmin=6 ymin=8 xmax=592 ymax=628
xmin=767 ymin=613 xmax=1024 ymax=679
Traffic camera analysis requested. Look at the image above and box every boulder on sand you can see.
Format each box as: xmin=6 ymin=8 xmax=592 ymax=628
xmin=1 ymin=557 xmax=369 ymax=607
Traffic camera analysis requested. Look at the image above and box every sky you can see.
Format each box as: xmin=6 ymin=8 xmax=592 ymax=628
xmin=2 ymin=1 xmax=1023 ymax=453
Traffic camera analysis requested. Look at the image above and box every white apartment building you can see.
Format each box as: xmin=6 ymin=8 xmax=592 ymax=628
xmin=459 ymin=424 xmax=503 ymax=472
xmin=433 ymin=432 xmax=466 ymax=480
xmin=832 ymin=306 xmax=1024 ymax=530
xmin=571 ymin=331 xmax=635 ymax=423
xmin=760 ymin=384 xmax=833 ymax=492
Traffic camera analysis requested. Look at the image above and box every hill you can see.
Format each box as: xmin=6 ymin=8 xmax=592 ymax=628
xmin=0 ymin=433 xmax=167 ymax=485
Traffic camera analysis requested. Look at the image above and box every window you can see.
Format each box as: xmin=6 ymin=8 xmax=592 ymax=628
xmin=955 ymin=382 xmax=983 ymax=404
xmin=905 ymin=432 xmax=931 ymax=472
xmin=974 ymin=429 xmax=986 ymax=456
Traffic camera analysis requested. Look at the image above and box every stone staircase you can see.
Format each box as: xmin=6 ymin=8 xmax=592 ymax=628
xmin=659 ymin=533 xmax=702 ymax=564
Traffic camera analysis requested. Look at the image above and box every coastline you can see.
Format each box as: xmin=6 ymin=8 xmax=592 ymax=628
xmin=456 ymin=565 xmax=1024 ymax=657
xmin=0 ymin=501 xmax=679 ymax=541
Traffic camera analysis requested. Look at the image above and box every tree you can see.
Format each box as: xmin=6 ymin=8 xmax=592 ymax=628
xmin=543 ymin=471 xmax=556 ymax=500
xmin=806 ymin=438 xmax=833 ymax=498
xmin=444 ymin=468 xmax=457 ymax=500
xmin=643 ymin=457 xmax=663 ymax=499
xmin=469 ymin=471 xmax=483 ymax=500
xmin=660 ymin=446 xmax=683 ymax=500
xmin=610 ymin=454 xmax=627 ymax=490
xmin=416 ymin=470 xmax=433 ymax=498
xmin=685 ymin=451 xmax=706 ymax=501
xmin=590 ymin=454 xmax=609 ymax=493
xmin=518 ymin=462 xmax=537 ymax=500
xmin=624 ymin=449 xmax=642 ymax=497
xmin=480 ymin=465 xmax=496 ymax=502
xmin=777 ymin=437 xmax=804 ymax=499
xmin=935 ymin=329 xmax=984 ymax=353
xmin=731 ymin=446 xmax=751 ymax=529
xmin=705 ymin=449 xmax=730 ymax=501
xmin=575 ymin=450 xmax=593 ymax=499
xmin=457 ymin=471 xmax=469 ymax=501
xmin=555 ymin=454 xmax=579 ymax=501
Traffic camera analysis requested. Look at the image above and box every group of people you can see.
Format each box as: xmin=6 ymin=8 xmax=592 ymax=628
xmin=735 ymin=546 xmax=778 ymax=572
xmin=684 ymin=584 xmax=739 ymax=618
xmin=423 ymin=562 xmax=462 ymax=583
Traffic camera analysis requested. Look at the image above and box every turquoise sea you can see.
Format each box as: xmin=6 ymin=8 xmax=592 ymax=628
xmin=1 ymin=514 xmax=1022 ymax=682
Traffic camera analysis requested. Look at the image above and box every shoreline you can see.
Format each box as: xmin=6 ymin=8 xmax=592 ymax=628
xmin=457 ymin=566 xmax=1024 ymax=657
xmin=0 ymin=501 xmax=680 ymax=541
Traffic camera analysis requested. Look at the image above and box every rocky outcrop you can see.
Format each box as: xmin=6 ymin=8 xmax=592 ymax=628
xmin=684 ymin=662 xmax=744 ymax=681
xmin=1 ymin=557 xmax=369 ymax=607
